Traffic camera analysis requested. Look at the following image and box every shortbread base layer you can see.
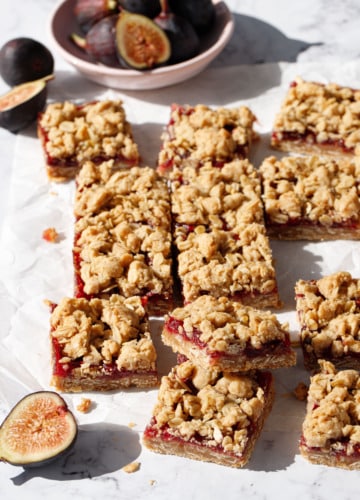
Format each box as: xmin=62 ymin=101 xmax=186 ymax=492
xmin=143 ymin=378 xmax=274 ymax=468
xmin=162 ymin=327 xmax=296 ymax=372
xmin=51 ymin=370 xmax=158 ymax=393
xmin=300 ymin=442 xmax=360 ymax=470
xmin=270 ymin=135 xmax=354 ymax=158
xmin=266 ymin=224 xmax=360 ymax=241
xmin=302 ymin=350 xmax=360 ymax=372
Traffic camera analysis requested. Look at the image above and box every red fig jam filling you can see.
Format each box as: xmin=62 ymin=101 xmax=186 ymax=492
xmin=52 ymin=338 xmax=156 ymax=379
xmin=165 ymin=316 xmax=291 ymax=359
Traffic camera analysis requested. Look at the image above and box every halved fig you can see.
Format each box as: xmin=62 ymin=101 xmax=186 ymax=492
xmin=0 ymin=391 xmax=78 ymax=468
xmin=115 ymin=10 xmax=171 ymax=69
xmin=0 ymin=76 xmax=50 ymax=133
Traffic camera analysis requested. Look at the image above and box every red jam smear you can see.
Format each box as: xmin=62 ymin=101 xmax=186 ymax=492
xmin=300 ymin=434 xmax=360 ymax=458
xmin=165 ymin=316 xmax=291 ymax=359
xmin=52 ymin=337 xmax=156 ymax=379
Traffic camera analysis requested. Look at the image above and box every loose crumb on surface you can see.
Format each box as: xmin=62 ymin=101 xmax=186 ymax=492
xmin=122 ymin=461 xmax=141 ymax=473
xmin=76 ymin=397 xmax=92 ymax=413
xmin=293 ymin=382 xmax=309 ymax=401
xmin=149 ymin=479 xmax=156 ymax=486
xmin=128 ymin=421 xmax=136 ymax=428
xmin=42 ymin=227 xmax=59 ymax=243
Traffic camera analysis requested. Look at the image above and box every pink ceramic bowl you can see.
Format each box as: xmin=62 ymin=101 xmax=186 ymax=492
xmin=49 ymin=0 xmax=234 ymax=90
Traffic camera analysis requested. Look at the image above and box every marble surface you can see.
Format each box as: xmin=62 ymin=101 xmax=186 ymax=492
xmin=1 ymin=1 xmax=360 ymax=499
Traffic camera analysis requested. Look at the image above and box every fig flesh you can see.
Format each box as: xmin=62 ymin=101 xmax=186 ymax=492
xmin=74 ymin=0 xmax=118 ymax=34
xmin=0 ymin=391 xmax=78 ymax=468
xmin=0 ymin=37 xmax=54 ymax=86
xmin=115 ymin=10 xmax=171 ymax=69
xmin=0 ymin=77 xmax=50 ymax=133
xmin=72 ymin=14 xmax=120 ymax=67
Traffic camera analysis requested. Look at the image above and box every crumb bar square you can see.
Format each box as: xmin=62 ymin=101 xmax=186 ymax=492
xmin=300 ymin=360 xmax=360 ymax=470
xmin=260 ymin=155 xmax=360 ymax=240
xmin=271 ymin=78 xmax=360 ymax=157
xmin=49 ymin=295 xmax=158 ymax=392
xmin=169 ymin=159 xmax=265 ymax=230
xmin=73 ymin=163 xmax=173 ymax=316
xmin=143 ymin=360 xmax=274 ymax=468
xmin=175 ymin=222 xmax=281 ymax=308
xmin=162 ymin=296 xmax=296 ymax=372
xmin=158 ymin=104 xmax=257 ymax=176
xmin=38 ymin=100 xmax=140 ymax=182
xmin=295 ymin=271 xmax=360 ymax=371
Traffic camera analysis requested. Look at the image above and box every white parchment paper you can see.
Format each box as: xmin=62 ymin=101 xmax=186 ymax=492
xmin=1 ymin=60 xmax=360 ymax=433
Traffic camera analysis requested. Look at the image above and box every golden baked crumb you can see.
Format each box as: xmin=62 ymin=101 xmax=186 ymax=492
xmin=170 ymin=159 xmax=264 ymax=229
xmin=295 ymin=271 xmax=360 ymax=370
xmin=42 ymin=227 xmax=59 ymax=243
xmin=293 ymin=382 xmax=308 ymax=401
xmin=176 ymin=222 xmax=278 ymax=305
xmin=122 ymin=461 xmax=140 ymax=473
xmin=260 ymin=155 xmax=360 ymax=238
xmin=158 ymin=104 xmax=257 ymax=173
xmin=272 ymin=78 xmax=360 ymax=155
xmin=163 ymin=296 xmax=295 ymax=371
xmin=50 ymin=295 xmax=156 ymax=374
xmin=74 ymin=164 xmax=173 ymax=303
xmin=76 ymin=397 xmax=92 ymax=413
xmin=302 ymin=360 xmax=360 ymax=449
xmin=150 ymin=361 xmax=269 ymax=452
xmin=38 ymin=100 xmax=140 ymax=181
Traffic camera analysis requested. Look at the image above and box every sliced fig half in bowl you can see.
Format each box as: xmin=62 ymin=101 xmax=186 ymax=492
xmin=0 ymin=391 xmax=78 ymax=468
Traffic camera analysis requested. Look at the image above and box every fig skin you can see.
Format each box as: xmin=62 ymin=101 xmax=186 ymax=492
xmin=115 ymin=10 xmax=171 ymax=69
xmin=0 ymin=37 xmax=54 ymax=86
xmin=0 ymin=391 xmax=78 ymax=468
xmin=0 ymin=77 xmax=50 ymax=133
xmin=168 ymin=0 xmax=215 ymax=34
xmin=74 ymin=0 xmax=118 ymax=34
xmin=72 ymin=14 xmax=121 ymax=67
xmin=118 ymin=0 xmax=161 ymax=18
xmin=155 ymin=1 xmax=200 ymax=64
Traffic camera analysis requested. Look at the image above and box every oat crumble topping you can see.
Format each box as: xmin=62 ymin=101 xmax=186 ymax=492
xmin=176 ymin=223 xmax=277 ymax=302
xmin=74 ymin=165 xmax=173 ymax=298
xmin=303 ymin=360 xmax=360 ymax=449
xmin=167 ymin=295 xmax=289 ymax=353
xmin=295 ymin=271 xmax=360 ymax=361
xmin=151 ymin=360 xmax=267 ymax=453
xmin=75 ymin=162 xmax=171 ymax=221
xmin=50 ymin=295 xmax=156 ymax=373
xmin=260 ymin=155 xmax=360 ymax=226
xmin=39 ymin=100 xmax=139 ymax=164
xmin=170 ymin=160 xmax=264 ymax=229
xmin=158 ymin=104 xmax=257 ymax=170
xmin=272 ymin=78 xmax=360 ymax=153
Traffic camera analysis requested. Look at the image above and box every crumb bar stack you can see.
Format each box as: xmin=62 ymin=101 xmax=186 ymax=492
xmin=73 ymin=160 xmax=174 ymax=316
xmin=144 ymin=294 xmax=296 ymax=468
xmin=38 ymin=100 xmax=140 ymax=182
xmin=158 ymin=104 xmax=280 ymax=308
